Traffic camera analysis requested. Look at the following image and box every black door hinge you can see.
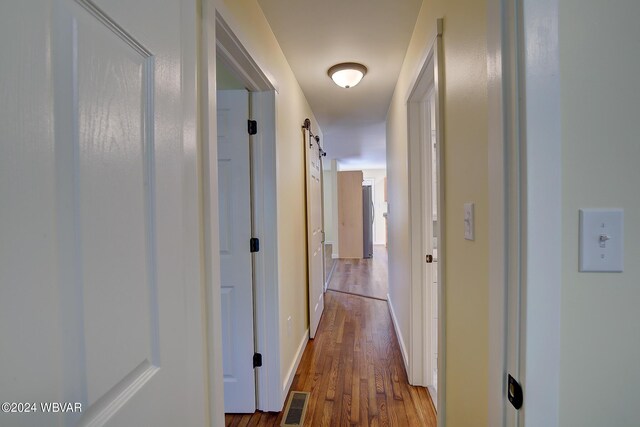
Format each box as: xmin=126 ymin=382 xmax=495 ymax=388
xmin=253 ymin=353 xmax=263 ymax=368
xmin=248 ymin=120 xmax=257 ymax=135
xmin=507 ymin=374 xmax=523 ymax=410
xmin=250 ymin=237 xmax=260 ymax=253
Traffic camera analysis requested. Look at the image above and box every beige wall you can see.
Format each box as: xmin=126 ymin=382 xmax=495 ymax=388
xmin=559 ymin=1 xmax=640 ymax=425
xmin=386 ymin=0 xmax=489 ymax=425
xmin=215 ymin=0 xmax=321 ymax=392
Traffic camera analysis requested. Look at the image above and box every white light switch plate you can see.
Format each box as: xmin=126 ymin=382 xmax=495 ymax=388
xmin=579 ymin=209 xmax=623 ymax=272
xmin=464 ymin=202 xmax=474 ymax=241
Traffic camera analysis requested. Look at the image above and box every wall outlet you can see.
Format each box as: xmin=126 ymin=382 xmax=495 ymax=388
xmin=464 ymin=202 xmax=475 ymax=241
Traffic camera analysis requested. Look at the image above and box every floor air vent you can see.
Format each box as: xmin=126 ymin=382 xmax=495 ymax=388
xmin=281 ymin=391 xmax=309 ymax=426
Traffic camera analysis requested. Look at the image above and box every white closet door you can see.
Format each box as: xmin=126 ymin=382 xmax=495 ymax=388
xmin=305 ymin=129 xmax=325 ymax=339
xmin=217 ymin=90 xmax=257 ymax=413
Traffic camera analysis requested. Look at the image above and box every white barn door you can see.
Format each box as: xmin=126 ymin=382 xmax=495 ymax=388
xmin=216 ymin=90 xmax=256 ymax=413
xmin=304 ymin=122 xmax=325 ymax=339
xmin=0 ymin=0 xmax=206 ymax=426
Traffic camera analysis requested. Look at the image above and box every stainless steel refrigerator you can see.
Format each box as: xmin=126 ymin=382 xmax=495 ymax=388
xmin=362 ymin=185 xmax=374 ymax=258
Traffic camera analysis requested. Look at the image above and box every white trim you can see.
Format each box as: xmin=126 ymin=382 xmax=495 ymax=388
xmin=486 ymin=0 xmax=509 ymax=424
xmin=214 ymin=12 xmax=278 ymax=93
xmin=387 ymin=294 xmax=409 ymax=371
xmin=405 ymin=30 xmax=438 ymax=104
xmin=181 ymin=0 xmax=208 ymax=423
xmin=281 ymin=328 xmax=309 ymax=403
xmin=214 ymin=13 xmax=275 ymax=93
xmin=199 ymin=2 xmax=225 ymax=426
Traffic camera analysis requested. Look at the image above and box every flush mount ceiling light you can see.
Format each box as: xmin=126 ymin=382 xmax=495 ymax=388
xmin=327 ymin=62 xmax=368 ymax=88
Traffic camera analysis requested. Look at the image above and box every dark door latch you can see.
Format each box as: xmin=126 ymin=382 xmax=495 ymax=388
xmin=507 ymin=374 xmax=523 ymax=409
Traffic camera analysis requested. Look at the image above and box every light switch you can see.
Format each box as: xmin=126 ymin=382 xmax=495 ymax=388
xmin=464 ymin=202 xmax=474 ymax=241
xmin=579 ymin=209 xmax=623 ymax=272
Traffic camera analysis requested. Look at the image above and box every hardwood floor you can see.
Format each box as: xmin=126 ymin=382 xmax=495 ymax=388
xmin=328 ymin=245 xmax=388 ymax=300
xmin=225 ymin=290 xmax=436 ymax=426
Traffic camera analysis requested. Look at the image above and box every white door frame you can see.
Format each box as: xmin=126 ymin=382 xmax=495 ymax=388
xmin=406 ymin=19 xmax=446 ymax=425
xmin=486 ymin=0 xmax=516 ymax=423
xmin=486 ymin=0 xmax=562 ymax=425
xmin=200 ymin=4 xmax=282 ymax=423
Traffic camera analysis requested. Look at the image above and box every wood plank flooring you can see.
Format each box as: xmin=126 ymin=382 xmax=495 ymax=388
xmin=225 ymin=290 xmax=436 ymax=426
xmin=328 ymin=245 xmax=388 ymax=301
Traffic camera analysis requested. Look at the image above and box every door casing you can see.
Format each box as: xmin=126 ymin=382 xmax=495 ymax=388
xmin=486 ymin=0 xmax=563 ymax=425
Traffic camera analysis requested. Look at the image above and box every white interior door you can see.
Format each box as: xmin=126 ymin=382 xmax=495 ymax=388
xmin=305 ymin=128 xmax=325 ymax=339
xmin=421 ymin=92 xmax=440 ymax=397
xmin=216 ymin=90 xmax=256 ymax=413
xmin=421 ymin=91 xmax=441 ymax=394
xmin=0 ymin=0 xmax=206 ymax=426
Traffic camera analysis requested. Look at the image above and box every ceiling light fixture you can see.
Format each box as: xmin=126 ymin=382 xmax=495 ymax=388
xmin=327 ymin=62 xmax=368 ymax=88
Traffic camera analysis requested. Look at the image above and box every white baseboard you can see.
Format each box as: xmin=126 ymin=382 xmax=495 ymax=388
xmin=387 ymin=294 xmax=409 ymax=372
xmin=281 ymin=328 xmax=309 ymax=404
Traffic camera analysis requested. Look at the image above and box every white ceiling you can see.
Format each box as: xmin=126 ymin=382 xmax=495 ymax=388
xmin=258 ymin=0 xmax=422 ymax=170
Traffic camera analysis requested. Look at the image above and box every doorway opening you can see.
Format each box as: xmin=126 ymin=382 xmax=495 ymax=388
xmin=406 ymin=21 xmax=445 ymax=417
xmin=202 ymin=8 xmax=282 ymax=417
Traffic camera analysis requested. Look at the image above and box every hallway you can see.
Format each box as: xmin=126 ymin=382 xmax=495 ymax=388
xmin=225 ymin=289 xmax=436 ymax=426
xmin=328 ymin=246 xmax=389 ymax=301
